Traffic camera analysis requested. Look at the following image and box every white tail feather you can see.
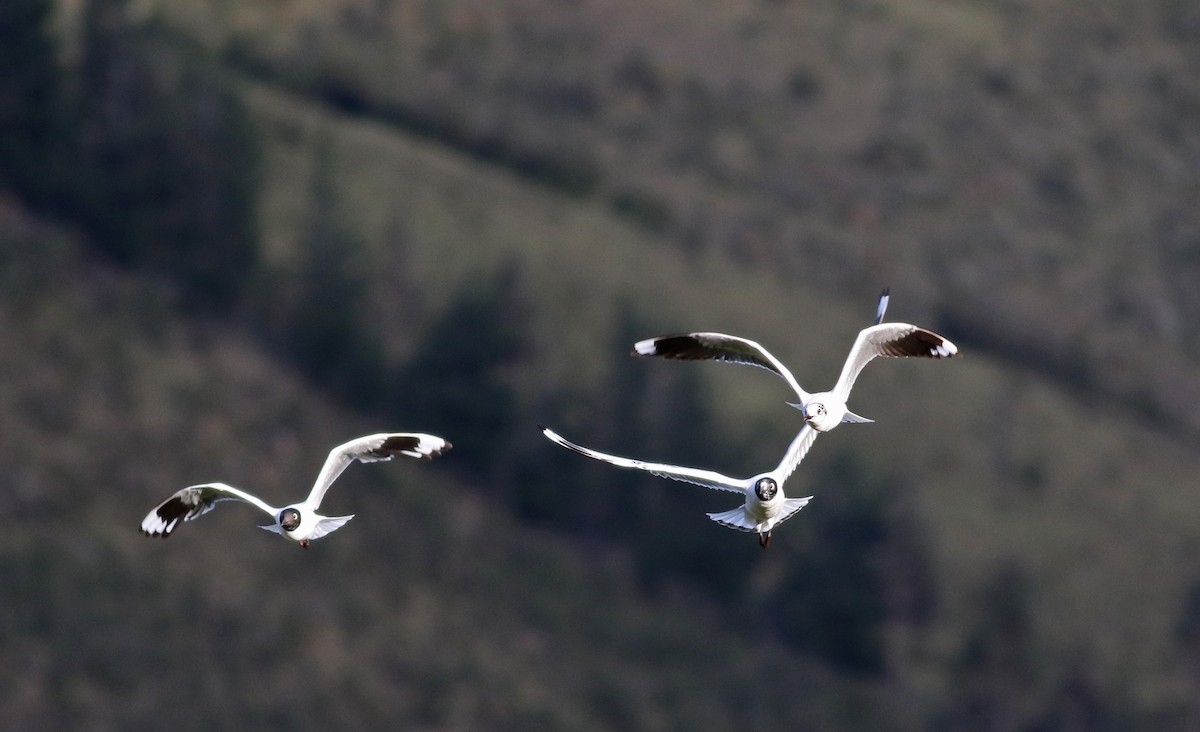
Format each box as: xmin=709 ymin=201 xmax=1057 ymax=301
xmin=309 ymin=515 xmax=354 ymax=540
xmin=771 ymin=496 xmax=814 ymax=529
xmin=706 ymin=507 xmax=757 ymax=532
xmin=841 ymin=411 xmax=874 ymax=424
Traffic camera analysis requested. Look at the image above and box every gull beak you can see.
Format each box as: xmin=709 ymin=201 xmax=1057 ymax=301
xmin=787 ymin=403 xmax=812 ymax=421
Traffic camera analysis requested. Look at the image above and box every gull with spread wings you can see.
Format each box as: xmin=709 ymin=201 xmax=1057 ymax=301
xmin=541 ymin=424 xmax=817 ymax=548
xmin=633 ymin=289 xmax=958 ymax=432
xmin=141 ymin=432 xmax=451 ymax=548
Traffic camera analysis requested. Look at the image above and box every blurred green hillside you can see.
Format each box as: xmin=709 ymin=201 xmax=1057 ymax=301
xmin=3 ymin=0 xmax=1200 ymax=729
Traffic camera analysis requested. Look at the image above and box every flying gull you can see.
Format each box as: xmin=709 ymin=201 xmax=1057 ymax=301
xmin=141 ymin=432 xmax=451 ymax=548
xmin=633 ymin=290 xmax=957 ymax=433
xmin=541 ymin=424 xmax=817 ymax=548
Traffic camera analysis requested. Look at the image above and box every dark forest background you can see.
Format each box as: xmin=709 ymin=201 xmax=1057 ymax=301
xmin=3 ymin=0 xmax=1200 ymax=729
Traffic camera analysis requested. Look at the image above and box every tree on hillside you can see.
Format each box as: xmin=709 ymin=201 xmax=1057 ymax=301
xmin=939 ymin=564 xmax=1043 ymax=731
xmin=281 ymin=135 xmax=386 ymax=409
xmin=1172 ymin=579 xmax=1200 ymax=729
xmin=577 ymin=304 xmax=754 ymax=594
xmin=766 ymin=452 xmax=892 ymax=675
xmin=510 ymin=302 xmax=746 ymax=592
xmin=72 ymin=0 xmax=260 ymax=310
xmin=394 ymin=264 xmax=528 ymax=486
xmin=0 ymin=0 xmax=68 ymax=208
xmin=1024 ymin=664 xmax=1128 ymax=732
xmin=512 ymin=304 xmax=654 ymax=531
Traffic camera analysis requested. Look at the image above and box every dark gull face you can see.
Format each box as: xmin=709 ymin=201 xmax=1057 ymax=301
xmin=754 ymin=478 xmax=778 ymax=501
xmin=279 ymin=508 xmax=302 ymax=532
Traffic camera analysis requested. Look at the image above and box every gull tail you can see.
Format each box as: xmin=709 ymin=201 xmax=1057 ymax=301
xmin=772 ymin=496 xmax=814 ymax=529
xmin=706 ymin=507 xmax=757 ymax=532
xmin=309 ymin=514 xmax=354 ymax=540
xmin=841 ymin=410 xmax=874 ymax=424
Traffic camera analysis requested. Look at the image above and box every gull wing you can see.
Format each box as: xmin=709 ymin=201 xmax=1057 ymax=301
xmin=833 ymin=323 xmax=959 ymax=401
xmin=633 ymin=332 xmax=810 ymax=402
xmin=141 ymin=482 xmax=277 ymax=538
xmin=305 ymin=432 xmax=452 ymax=510
xmin=771 ymin=424 xmax=819 ymax=485
xmin=541 ymin=426 xmax=745 ymax=494
xmin=874 ymin=287 xmax=890 ymax=325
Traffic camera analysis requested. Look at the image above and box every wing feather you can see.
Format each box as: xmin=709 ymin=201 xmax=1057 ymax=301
xmin=305 ymin=432 xmax=451 ymax=509
xmin=771 ymin=425 xmax=819 ymax=484
xmin=633 ymin=332 xmax=810 ymax=402
xmin=541 ymin=426 xmax=745 ymax=494
xmin=140 ymin=482 xmax=276 ymax=538
xmin=874 ymin=287 xmax=890 ymax=325
xmin=834 ymin=323 xmax=959 ymax=400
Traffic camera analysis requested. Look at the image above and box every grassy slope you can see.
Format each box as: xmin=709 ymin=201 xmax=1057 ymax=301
xmin=240 ymin=81 xmax=1200 ymax=714
xmin=7 ymin=67 xmax=1200 ymax=731
xmin=20 ymin=0 xmax=1200 ymax=726
xmin=148 ymin=0 xmax=1200 ymax=442
xmin=0 ymin=201 xmax=914 ymax=731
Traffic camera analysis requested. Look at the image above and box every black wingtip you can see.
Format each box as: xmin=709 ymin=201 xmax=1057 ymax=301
xmin=874 ymin=287 xmax=891 ymax=325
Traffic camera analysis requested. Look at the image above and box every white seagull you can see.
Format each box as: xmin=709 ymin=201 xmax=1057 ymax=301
xmin=540 ymin=424 xmax=817 ymax=548
xmin=141 ymin=432 xmax=452 ymax=548
xmin=632 ymin=290 xmax=957 ymax=432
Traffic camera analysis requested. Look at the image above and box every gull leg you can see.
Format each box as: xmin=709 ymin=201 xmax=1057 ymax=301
xmin=758 ymin=531 xmax=772 ymax=549
xmin=299 ymin=539 xmax=311 ymax=549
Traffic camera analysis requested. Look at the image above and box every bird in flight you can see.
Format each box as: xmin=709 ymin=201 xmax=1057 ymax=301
xmin=141 ymin=432 xmax=451 ymax=548
xmin=633 ymin=290 xmax=957 ymax=433
xmin=541 ymin=424 xmax=817 ymax=548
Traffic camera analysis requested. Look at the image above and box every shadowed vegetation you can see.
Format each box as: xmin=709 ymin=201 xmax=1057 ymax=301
xmin=3 ymin=0 xmax=1200 ymax=729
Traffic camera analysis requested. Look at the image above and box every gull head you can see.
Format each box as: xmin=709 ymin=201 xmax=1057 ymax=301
xmin=279 ymin=508 xmax=302 ymax=532
xmin=754 ymin=477 xmax=778 ymax=501
xmin=799 ymin=399 xmax=840 ymax=431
